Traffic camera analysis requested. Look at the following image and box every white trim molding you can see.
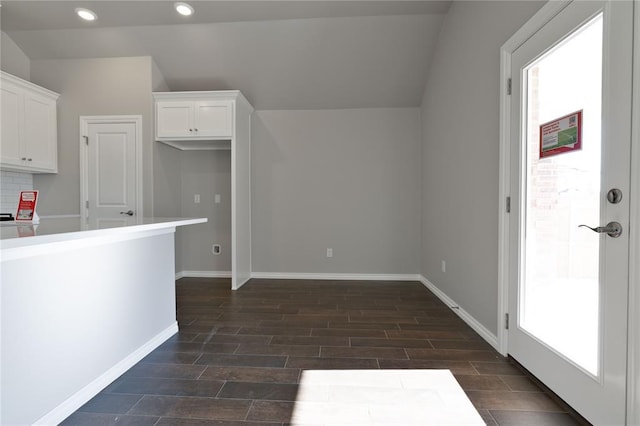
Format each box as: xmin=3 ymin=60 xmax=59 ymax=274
xmin=250 ymin=272 xmax=423 ymax=282
xmin=497 ymin=0 xmax=571 ymax=358
xmin=33 ymin=323 xmax=178 ymax=426
xmin=627 ymin=1 xmax=640 ymax=423
xmin=176 ymin=270 xmax=232 ymax=280
xmin=419 ymin=276 xmax=498 ymax=351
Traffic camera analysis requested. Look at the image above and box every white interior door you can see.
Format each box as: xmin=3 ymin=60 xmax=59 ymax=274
xmin=508 ymin=1 xmax=632 ymax=424
xmin=81 ymin=117 xmax=142 ymax=228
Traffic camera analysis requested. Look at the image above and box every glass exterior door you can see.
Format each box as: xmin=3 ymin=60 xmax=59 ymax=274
xmin=507 ymin=1 xmax=632 ymax=424
xmin=521 ymin=14 xmax=602 ymax=376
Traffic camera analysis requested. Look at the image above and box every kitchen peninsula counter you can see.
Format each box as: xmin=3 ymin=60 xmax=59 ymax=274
xmin=1 ymin=216 xmax=206 ymax=425
xmin=1 ymin=216 xmax=206 ymax=251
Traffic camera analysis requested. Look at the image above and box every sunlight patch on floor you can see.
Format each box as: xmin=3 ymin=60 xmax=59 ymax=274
xmin=290 ymin=369 xmax=484 ymax=425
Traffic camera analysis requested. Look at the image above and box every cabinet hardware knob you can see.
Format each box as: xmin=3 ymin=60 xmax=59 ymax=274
xmin=21 ymin=157 xmax=27 ymax=161
xmin=189 ymin=129 xmax=193 ymax=132
xmin=194 ymin=128 xmax=198 ymax=131
xmin=28 ymin=158 xmax=33 ymax=162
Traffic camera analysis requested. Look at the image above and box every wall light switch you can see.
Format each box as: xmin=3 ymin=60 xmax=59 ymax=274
xmin=194 ymin=194 xmax=201 ymax=204
xmin=215 ymin=194 xmax=221 ymax=204
xmin=326 ymin=248 xmax=333 ymax=258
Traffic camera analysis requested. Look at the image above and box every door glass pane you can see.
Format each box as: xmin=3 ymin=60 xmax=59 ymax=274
xmin=521 ymin=14 xmax=602 ymax=375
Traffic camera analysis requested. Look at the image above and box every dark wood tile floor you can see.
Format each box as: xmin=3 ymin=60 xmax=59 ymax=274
xmin=62 ymin=278 xmax=586 ymax=425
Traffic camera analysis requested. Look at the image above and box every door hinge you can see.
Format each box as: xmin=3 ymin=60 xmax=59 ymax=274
xmin=86 ymin=200 xmax=89 ymax=209
xmin=507 ymin=78 xmax=512 ymax=95
xmin=505 ymin=313 xmax=510 ymax=330
xmin=506 ymin=196 xmax=511 ymax=213
xmin=83 ymin=135 xmax=89 ymax=145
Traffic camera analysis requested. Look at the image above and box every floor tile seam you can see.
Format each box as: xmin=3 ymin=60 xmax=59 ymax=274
xmin=244 ymin=399 xmax=256 ymax=421
xmin=131 ymin=393 xmax=256 ymax=403
xmin=192 ymin=365 xmax=208 ymax=380
xmin=217 ymin=395 xmax=298 ymax=403
xmin=314 ymin=353 xmax=406 ymax=361
xmin=123 ymin=393 xmax=148 ymax=416
xmin=319 ymin=345 xmax=412 ymax=355
xmin=496 ymin=374 xmax=523 ymax=392
xmin=467 ymin=388 xmax=564 ymax=399
xmin=402 ymin=347 xmax=410 ymax=361
xmin=483 ymin=406 xmax=569 ymax=413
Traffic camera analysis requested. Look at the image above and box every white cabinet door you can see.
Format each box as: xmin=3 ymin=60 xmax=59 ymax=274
xmin=156 ymin=101 xmax=195 ymax=138
xmin=194 ymin=101 xmax=233 ymax=138
xmin=23 ymin=91 xmax=57 ymax=172
xmin=0 ymin=81 xmax=24 ymax=168
xmin=155 ymin=99 xmax=233 ymax=141
xmin=0 ymin=72 xmax=58 ymax=173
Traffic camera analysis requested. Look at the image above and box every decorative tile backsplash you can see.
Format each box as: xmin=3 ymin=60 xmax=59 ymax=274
xmin=1 ymin=171 xmax=34 ymax=214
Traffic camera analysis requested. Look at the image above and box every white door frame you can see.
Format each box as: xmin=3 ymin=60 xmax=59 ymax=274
xmin=79 ymin=116 xmax=144 ymax=219
xmin=498 ymin=0 xmax=639 ymax=423
xmin=628 ymin=4 xmax=640 ymax=424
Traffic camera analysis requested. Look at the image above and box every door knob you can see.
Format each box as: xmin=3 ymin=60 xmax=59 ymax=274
xmin=578 ymin=221 xmax=622 ymax=238
xmin=120 ymin=210 xmax=134 ymax=216
xmin=607 ymin=188 xmax=623 ymax=204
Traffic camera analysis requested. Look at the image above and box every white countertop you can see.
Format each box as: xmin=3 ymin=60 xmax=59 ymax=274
xmin=0 ymin=216 xmax=207 ymax=251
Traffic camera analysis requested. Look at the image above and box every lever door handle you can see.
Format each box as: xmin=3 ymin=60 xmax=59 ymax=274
xmin=578 ymin=221 xmax=622 ymax=238
xmin=120 ymin=210 xmax=134 ymax=216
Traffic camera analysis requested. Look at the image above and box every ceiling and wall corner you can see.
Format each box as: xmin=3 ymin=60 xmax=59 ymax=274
xmin=0 ymin=31 xmax=30 ymax=80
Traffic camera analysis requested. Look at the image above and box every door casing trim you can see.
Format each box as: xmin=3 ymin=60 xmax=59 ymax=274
xmin=627 ymin=1 xmax=640 ymax=423
xmin=79 ymin=115 xmax=144 ymax=220
xmin=497 ymin=0 xmax=569 ymax=357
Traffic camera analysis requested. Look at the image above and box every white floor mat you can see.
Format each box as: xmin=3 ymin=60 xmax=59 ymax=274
xmin=291 ymin=369 xmax=485 ymax=425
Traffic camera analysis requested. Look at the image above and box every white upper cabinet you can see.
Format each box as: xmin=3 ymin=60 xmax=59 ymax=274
xmin=156 ymin=99 xmax=233 ymax=139
xmin=1 ymin=72 xmax=59 ymax=173
xmin=154 ymin=91 xmax=252 ymax=150
xmin=155 ymin=92 xmax=242 ymax=149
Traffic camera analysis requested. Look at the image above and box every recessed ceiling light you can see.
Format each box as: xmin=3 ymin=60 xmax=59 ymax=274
xmin=75 ymin=8 xmax=97 ymax=21
xmin=174 ymin=2 xmax=194 ymax=16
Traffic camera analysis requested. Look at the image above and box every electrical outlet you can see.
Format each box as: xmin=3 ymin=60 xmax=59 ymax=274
xmin=441 ymin=260 xmax=446 ymax=273
xmin=326 ymin=248 xmax=333 ymax=258
xmin=194 ymin=194 xmax=200 ymax=204
xmin=213 ymin=244 xmax=221 ymax=255
xmin=215 ymin=194 xmax=221 ymax=204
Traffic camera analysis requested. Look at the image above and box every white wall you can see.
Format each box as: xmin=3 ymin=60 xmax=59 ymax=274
xmin=1 ymin=31 xmax=30 ymax=80
xmin=29 ymin=57 xmax=156 ymax=217
xmin=420 ymin=1 xmax=544 ymax=335
xmin=178 ymin=150 xmax=232 ymax=273
xmin=252 ymin=108 xmax=422 ymax=275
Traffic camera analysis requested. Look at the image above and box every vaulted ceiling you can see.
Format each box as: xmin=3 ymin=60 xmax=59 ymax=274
xmin=1 ymin=1 xmax=451 ymax=109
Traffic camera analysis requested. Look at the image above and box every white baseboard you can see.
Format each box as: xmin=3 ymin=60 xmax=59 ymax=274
xmin=250 ymin=272 xmax=422 ymax=282
xmin=175 ymin=270 xmax=232 ymax=280
xmin=419 ymin=275 xmax=499 ymax=351
xmin=33 ymin=323 xmax=178 ymax=426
